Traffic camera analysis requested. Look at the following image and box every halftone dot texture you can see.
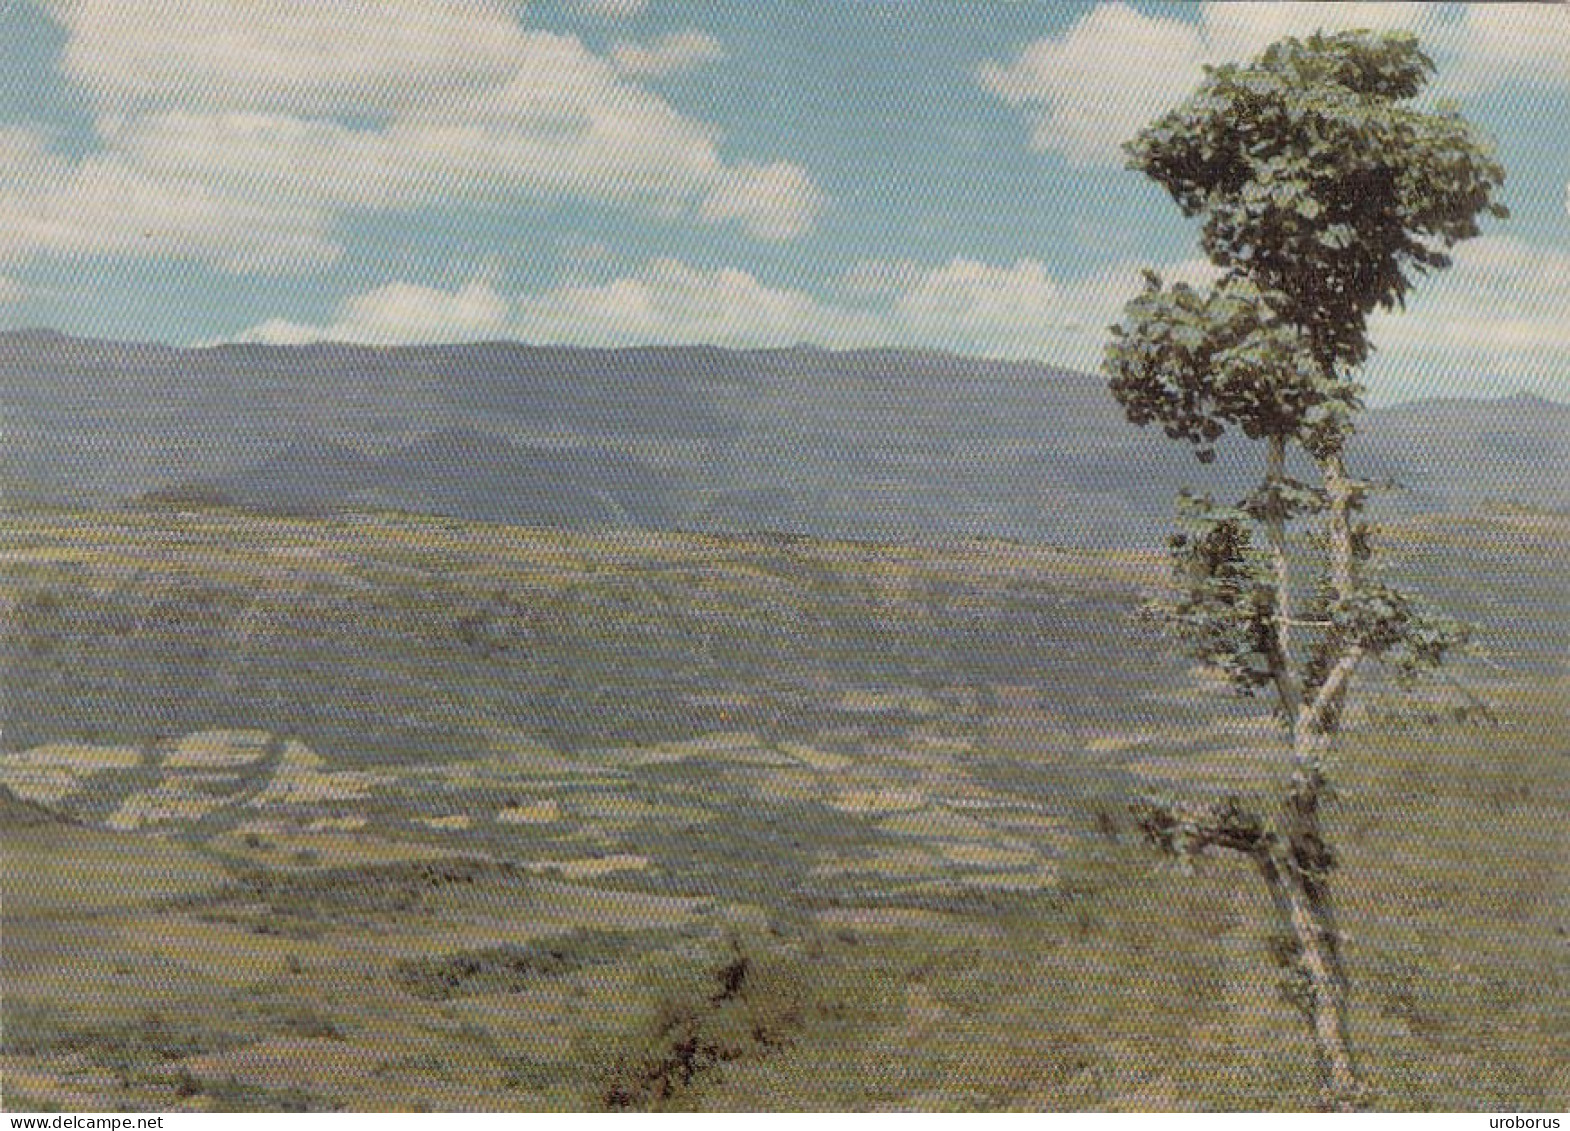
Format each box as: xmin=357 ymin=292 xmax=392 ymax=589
xmin=1 ymin=0 xmax=1567 ymax=1114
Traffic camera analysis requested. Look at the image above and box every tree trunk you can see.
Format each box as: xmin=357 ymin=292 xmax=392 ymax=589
xmin=1315 ymin=448 xmax=1359 ymax=732
xmin=1268 ymin=442 xmax=1363 ymax=1107
xmin=1272 ymin=653 xmax=1364 ymax=1107
xmin=1255 ymin=836 xmax=1361 ymax=1110
xmin=1165 ymin=437 xmax=1368 ymax=1107
xmin=1263 ymin=434 xmax=1302 ymax=719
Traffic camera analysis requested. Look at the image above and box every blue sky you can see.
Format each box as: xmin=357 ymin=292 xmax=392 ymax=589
xmin=0 ymin=1 xmax=1566 ymax=404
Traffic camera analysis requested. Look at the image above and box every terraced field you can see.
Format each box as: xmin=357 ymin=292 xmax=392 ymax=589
xmin=1 ymin=507 xmax=1564 ymax=1110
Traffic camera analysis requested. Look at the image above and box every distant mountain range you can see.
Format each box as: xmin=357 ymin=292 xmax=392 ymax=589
xmin=1 ymin=329 xmax=1563 ymax=548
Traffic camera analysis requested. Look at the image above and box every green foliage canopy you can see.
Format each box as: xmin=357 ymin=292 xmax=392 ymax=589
xmin=1106 ymin=30 xmax=1507 ymax=460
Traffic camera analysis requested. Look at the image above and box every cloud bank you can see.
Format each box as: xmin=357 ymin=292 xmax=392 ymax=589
xmin=228 ymin=237 xmax=1569 ymax=405
xmin=228 ymin=254 xmax=1216 ymax=367
xmin=1 ymin=1 xmax=820 ymax=278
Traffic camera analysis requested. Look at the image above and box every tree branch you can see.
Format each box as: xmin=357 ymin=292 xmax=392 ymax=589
xmin=1264 ymin=434 xmax=1303 ymax=727
xmin=1299 ymin=646 xmax=1365 ymax=739
xmin=1132 ymin=796 xmax=1276 ymax=858
xmin=1311 ymin=445 xmax=1362 ymax=736
xmin=1320 ymin=448 xmax=1358 ymax=603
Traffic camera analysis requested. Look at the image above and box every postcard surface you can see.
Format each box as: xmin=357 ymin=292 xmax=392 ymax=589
xmin=1 ymin=2 xmax=1565 ymax=1113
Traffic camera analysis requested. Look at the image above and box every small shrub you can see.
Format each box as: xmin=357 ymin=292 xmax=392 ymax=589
xmin=586 ymin=933 xmax=812 ymax=1110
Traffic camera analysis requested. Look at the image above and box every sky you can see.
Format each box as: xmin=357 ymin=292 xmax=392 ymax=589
xmin=0 ymin=0 xmax=1566 ymax=405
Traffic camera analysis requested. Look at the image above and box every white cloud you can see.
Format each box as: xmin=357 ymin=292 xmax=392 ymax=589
xmin=530 ymin=256 xmax=1149 ymax=358
xmin=885 ymin=255 xmax=1220 ymax=366
xmin=513 ymin=259 xmax=875 ymax=347
xmin=1368 ymin=237 xmax=1570 ymax=401
xmin=0 ymin=126 xmax=56 ymax=174
xmin=232 ymin=319 xmax=333 ymax=347
xmin=220 ymin=242 xmax=1570 ymax=406
xmin=106 ymin=33 xmax=733 ymax=216
xmin=225 ymin=254 xmax=1216 ymax=366
xmin=231 ymin=262 xmax=874 ymax=349
xmin=981 ymin=3 xmax=1563 ymax=165
xmin=910 ymin=239 xmax=1570 ymax=399
xmin=699 ymin=162 xmax=825 ymax=242
xmin=854 ymin=245 xmax=1569 ymax=399
xmin=334 ymin=279 xmax=511 ymax=343
xmin=894 ymin=258 xmax=1064 ymax=348
xmin=0 ymin=127 xmax=338 ymax=273
xmin=101 ymin=54 xmax=819 ymax=240
xmin=46 ymin=0 xmax=531 ymax=115
xmin=237 ymin=279 xmax=510 ymax=345
xmin=612 ymin=30 xmax=725 ymax=78
xmin=1373 ymin=237 xmax=1570 ymax=351
xmin=0 ymin=126 xmax=69 ymax=211
xmin=6 ymin=4 xmax=820 ymax=276
xmin=980 ymin=4 xmax=1207 ymax=165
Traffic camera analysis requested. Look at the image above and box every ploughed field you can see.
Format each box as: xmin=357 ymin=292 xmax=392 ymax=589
xmin=2 ymin=507 xmax=1564 ymax=1111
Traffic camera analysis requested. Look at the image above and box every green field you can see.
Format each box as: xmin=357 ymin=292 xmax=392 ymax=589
xmin=1 ymin=507 xmax=1565 ymax=1111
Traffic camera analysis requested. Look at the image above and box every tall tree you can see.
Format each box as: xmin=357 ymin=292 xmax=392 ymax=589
xmin=1103 ymin=30 xmax=1505 ymax=1109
